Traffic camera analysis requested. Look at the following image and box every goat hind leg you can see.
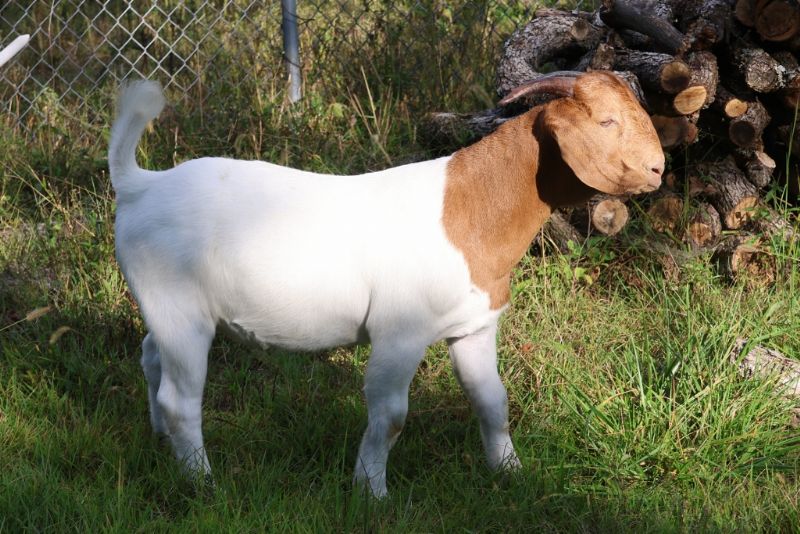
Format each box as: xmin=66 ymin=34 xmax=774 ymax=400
xmin=141 ymin=332 xmax=167 ymax=435
xmin=151 ymin=323 xmax=214 ymax=479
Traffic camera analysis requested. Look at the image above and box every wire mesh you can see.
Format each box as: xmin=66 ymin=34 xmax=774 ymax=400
xmin=0 ymin=1 xmax=541 ymax=137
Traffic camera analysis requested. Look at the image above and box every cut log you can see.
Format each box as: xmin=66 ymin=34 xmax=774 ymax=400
xmin=686 ymin=169 xmax=720 ymax=197
xmin=733 ymin=46 xmax=786 ymax=93
xmin=735 ymin=0 xmax=757 ymax=26
xmin=737 ymin=148 xmax=776 ymax=188
xmin=613 ymin=49 xmax=692 ymax=93
xmin=773 ymin=51 xmax=800 ymax=109
xmin=647 ymin=193 xmax=684 ymax=233
xmin=749 ymin=205 xmax=798 ymax=241
xmin=672 ymin=85 xmax=709 ymax=114
xmin=699 ymin=156 xmax=760 ymax=229
xmin=664 ymin=170 xmax=679 ymax=189
xmin=599 ymin=0 xmax=689 ymax=54
xmin=728 ymin=99 xmax=771 ymax=148
xmin=687 ymin=51 xmax=718 ymax=107
xmin=575 ymin=42 xmax=617 ymax=71
xmin=420 ymin=108 xmax=510 ymax=148
xmin=496 ymin=14 xmax=605 ymax=98
xmin=626 ymin=0 xmax=677 ymax=21
xmin=534 ymin=7 xmax=596 ymax=20
xmin=776 ymin=124 xmax=800 ymax=158
xmin=592 ymin=198 xmax=630 ymax=236
xmin=755 ymin=0 xmax=800 ymax=42
xmin=685 ymin=202 xmax=722 ymax=247
xmin=651 ymin=114 xmax=698 ymax=148
xmin=572 ymin=196 xmax=631 ymax=236
xmin=680 ymin=0 xmax=736 ymax=49
xmin=713 ymin=234 xmax=775 ymax=282
xmin=729 ymin=339 xmax=800 ymax=427
xmin=712 ymin=85 xmax=749 ymax=117
xmin=539 ymin=210 xmax=584 ymax=252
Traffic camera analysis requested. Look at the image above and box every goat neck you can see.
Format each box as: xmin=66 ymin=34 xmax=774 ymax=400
xmin=442 ymin=108 xmax=594 ymax=311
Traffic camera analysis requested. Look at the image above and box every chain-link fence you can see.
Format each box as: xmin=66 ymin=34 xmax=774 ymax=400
xmin=0 ymin=1 xmax=543 ymax=138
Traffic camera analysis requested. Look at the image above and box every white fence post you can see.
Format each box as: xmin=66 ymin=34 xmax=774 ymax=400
xmin=0 ymin=34 xmax=30 ymax=69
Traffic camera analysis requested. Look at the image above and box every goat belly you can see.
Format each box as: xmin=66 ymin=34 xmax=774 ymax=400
xmin=217 ymin=315 xmax=364 ymax=351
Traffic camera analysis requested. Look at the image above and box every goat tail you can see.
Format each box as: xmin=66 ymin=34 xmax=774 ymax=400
xmin=108 ymin=80 xmax=165 ymax=191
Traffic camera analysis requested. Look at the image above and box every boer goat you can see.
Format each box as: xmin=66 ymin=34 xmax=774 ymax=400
xmin=108 ymin=71 xmax=664 ymax=497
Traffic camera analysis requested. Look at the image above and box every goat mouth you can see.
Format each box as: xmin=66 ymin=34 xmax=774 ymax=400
xmin=635 ymin=182 xmax=660 ymax=194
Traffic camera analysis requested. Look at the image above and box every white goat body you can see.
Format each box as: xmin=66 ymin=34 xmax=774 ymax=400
xmin=115 ymin=154 xmax=499 ymax=352
xmin=109 ymin=74 xmax=664 ymax=497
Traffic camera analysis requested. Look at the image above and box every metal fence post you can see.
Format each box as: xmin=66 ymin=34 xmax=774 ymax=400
xmin=281 ymin=0 xmax=302 ymax=103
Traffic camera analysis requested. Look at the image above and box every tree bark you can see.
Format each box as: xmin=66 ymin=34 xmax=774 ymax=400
xmin=712 ymin=85 xmax=749 ymax=117
xmin=685 ymin=202 xmax=722 ymax=247
xmin=496 ymin=13 xmax=605 ymax=98
xmin=539 ymin=210 xmax=584 ymax=252
xmin=773 ymin=51 xmax=800 ymax=109
xmin=737 ymin=148 xmax=776 ymax=188
xmin=651 ymin=114 xmax=698 ymax=147
xmin=776 ymin=124 xmax=800 ymax=158
xmin=600 ymin=0 xmax=689 ymax=54
xmin=699 ymin=156 xmax=760 ymax=229
xmin=420 ymin=108 xmax=511 ymax=149
xmin=713 ymin=234 xmax=775 ymax=282
xmin=647 ymin=193 xmax=684 ymax=232
xmin=687 ymin=51 xmax=719 ymax=107
xmin=613 ymin=49 xmax=692 ymax=93
xmin=728 ymin=99 xmax=771 ymax=148
xmin=729 ymin=338 xmax=800 ymax=426
xmin=733 ymin=46 xmax=786 ymax=93
xmin=735 ymin=0 xmax=757 ymax=26
xmin=575 ymin=42 xmax=617 ymax=71
xmin=755 ymin=0 xmax=800 ymax=42
xmin=680 ymin=0 xmax=736 ymax=49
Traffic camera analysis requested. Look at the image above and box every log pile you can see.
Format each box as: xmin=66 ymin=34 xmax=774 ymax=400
xmin=422 ymin=0 xmax=800 ymax=282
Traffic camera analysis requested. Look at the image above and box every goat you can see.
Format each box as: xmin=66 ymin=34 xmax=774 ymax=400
xmin=108 ymin=71 xmax=664 ymax=498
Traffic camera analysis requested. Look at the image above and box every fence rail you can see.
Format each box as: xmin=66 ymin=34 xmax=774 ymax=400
xmin=0 ymin=1 xmax=540 ymax=137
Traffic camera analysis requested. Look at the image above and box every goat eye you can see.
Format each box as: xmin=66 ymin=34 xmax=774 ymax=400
xmin=600 ymin=118 xmax=616 ymax=128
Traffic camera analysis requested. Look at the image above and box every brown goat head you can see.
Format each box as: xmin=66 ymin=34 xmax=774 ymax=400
xmin=511 ymin=71 xmax=665 ymax=196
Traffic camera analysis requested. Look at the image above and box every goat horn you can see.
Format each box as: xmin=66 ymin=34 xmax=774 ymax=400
xmin=499 ymin=71 xmax=581 ymax=106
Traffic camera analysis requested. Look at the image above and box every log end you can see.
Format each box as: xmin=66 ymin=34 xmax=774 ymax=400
xmin=724 ymin=197 xmax=759 ymax=229
xmin=591 ymin=198 xmax=630 ymax=236
xmin=724 ymin=99 xmax=749 ymax=118
xmin=674 ymin=86 xmax=708 ymax=115
xmin=661 ymin=61 xmax=692 ymax=93
xmin=755 ymin=1 xmax=800 ymax=42
xmin=647 ymin=196 xmax=684 ymax=233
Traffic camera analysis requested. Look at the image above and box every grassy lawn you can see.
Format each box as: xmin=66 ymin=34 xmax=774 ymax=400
xmin=2 ymin=4 xmax=800 ymax=531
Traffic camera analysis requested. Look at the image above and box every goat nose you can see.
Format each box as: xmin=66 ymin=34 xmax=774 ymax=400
xmin=643 ymin=161 xmax=664 ymax=191
xmin=650 ymin=162 xmax=665 ymax=177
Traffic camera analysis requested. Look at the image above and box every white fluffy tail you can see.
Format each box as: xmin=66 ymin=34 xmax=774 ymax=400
xmin=108 ymin=80 xmax=166 ymax=192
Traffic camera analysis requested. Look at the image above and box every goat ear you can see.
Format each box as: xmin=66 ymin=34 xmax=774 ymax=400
xmin=539 ymin=99 xmax=621 ymax=194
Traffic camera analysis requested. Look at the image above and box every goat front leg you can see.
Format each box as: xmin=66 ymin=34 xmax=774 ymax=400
xmin=448 ymin=324 xmax=520 ymax=471
xmin=354 ymin=339 xmax=426 ymax=498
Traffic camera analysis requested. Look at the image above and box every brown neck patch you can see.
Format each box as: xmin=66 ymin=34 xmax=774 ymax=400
xmin=441 ymin=108 xmax=595 ymax=309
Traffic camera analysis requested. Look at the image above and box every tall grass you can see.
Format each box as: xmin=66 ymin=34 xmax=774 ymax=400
xmin=2 ymin=1 xmax=800 ymax=531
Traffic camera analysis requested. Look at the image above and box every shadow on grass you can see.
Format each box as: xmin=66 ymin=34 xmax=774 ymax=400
xmin=2 ymin=286 xmax=798 ymax=531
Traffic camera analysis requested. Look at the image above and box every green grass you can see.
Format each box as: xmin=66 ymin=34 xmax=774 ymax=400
xmin=2 ymin=4 xmax=800 ymax=530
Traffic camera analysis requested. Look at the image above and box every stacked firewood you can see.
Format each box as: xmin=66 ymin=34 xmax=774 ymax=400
xmin=423 ymin=0 xmax=800 ymax=282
